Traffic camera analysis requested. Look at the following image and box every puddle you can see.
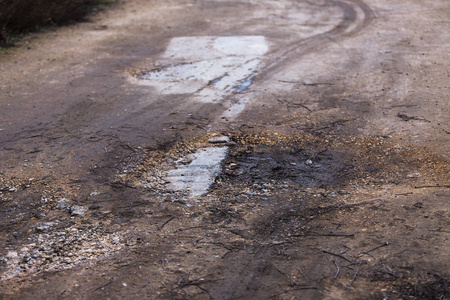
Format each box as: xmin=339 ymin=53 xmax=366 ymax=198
xmin=132 ymin=36 xmax=268 ymax=103
xmin=233 ymin=76 xmax=254 ymax=93
xmin=222 ymin=145 xmax=353 ymax=189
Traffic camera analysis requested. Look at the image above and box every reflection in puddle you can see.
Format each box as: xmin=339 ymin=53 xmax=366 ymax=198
xmin=233 ymin=76 xmax=254 ymax=93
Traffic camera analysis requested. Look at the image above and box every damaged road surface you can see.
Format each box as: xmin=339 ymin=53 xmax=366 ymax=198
xmin=0 ymin=0 xmax=449 ymax=299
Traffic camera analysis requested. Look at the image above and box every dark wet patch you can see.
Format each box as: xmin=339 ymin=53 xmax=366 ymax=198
xmin=218 ymin=142 xmax=421 ymax=191
xmin=221 ymin=145 xmax=355 ymax=188
xmin=212 ymin=130 xmax=449 ymax=195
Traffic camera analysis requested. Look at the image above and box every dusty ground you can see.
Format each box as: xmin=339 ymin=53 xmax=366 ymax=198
xmin=0 ymin=0 xmax=449 ymax=299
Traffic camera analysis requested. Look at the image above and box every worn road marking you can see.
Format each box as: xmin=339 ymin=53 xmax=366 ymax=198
xmin=133 ymin=36 xmax=268 ymax=104
xmin=165 ymin=147 xmax=229 ymax=197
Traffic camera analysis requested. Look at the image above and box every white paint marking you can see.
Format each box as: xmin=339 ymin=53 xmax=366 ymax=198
xmin=213 ymin=36 xmax=268 ymax=56
xmin=165 ymin=147 xmax=229 ymax=197
xmin=220 ymin=97 xmax=249 ymax=121
xmin=134 ymin=36 xmax=268 ymax=104
xmin=207 ymin=136 xmax=230 ymax=144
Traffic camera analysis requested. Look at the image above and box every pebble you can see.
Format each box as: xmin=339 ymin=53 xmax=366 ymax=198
xmin=55 ymin=198 xmax=70 ymax=211
xmin=228 ymin=163 xmax=239 ymax=170
xmin=207 ymin=136 xmax=230 ymax=144
xmin=70 ymin=205 xmax=86 ymax=216
xmin=35 ymin=212 xmax=45 ymax=219
xmin=36 ymin=222 xmax=54 ymax=232
xmin=406 ymin=172 xmax=421 ymax=178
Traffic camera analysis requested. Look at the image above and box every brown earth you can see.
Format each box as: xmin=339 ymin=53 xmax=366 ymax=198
xmin=0 ymin=0 xmax=449 ymax=299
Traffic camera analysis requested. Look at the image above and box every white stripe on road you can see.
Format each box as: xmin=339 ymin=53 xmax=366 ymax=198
xmin=134 ymin=36 xmax=268 ymax=104
xmin=165 ymin=147 xmax=229 ymax=197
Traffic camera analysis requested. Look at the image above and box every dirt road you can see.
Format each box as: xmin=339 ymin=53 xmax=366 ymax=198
xmin=0 ymin=0 xmax=449 ymax=299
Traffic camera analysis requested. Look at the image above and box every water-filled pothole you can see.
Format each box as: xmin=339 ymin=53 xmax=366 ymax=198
xmin=221 ymin=146 xmax=354 ymax=189
xmin=125 ymin=132 xmax=448 ymax=199
xmin=212 ymin=133 xmax=448 ymax=191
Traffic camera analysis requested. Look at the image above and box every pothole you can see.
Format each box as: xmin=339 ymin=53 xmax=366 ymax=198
xmin=126 ymin=132 xmax=449 ymax=200
xmin=216 ymin=135 xmax=447 ymax=191
xmin=220 ymin=145 xmax=353 ymax=189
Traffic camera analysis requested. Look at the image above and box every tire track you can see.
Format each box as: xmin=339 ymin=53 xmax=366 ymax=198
xmin=257 ymin=0 xmax=374 ymax=82
xmin=211 ymin=1 xmax=375 ymax=297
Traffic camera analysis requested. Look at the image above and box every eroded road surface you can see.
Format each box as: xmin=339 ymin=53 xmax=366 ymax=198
xmin=0 ymin=0 xmax=449 ymax=299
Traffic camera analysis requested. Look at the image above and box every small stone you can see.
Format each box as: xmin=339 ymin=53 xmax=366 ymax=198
xmin=413 ymin=202 xmax=423 ymax=209
xmin=407 ymin=172 xmax=421 ymax=178
xmin=55 ymin=198 xmax=71 ymax=211
xmin=70 ymin=205 xmax=86 ymax=216
xmin=35 ymin=212 xmax=45 ymax=219
xmin=207 ymin=136 xmax=230 ymax=144
xmin=228 ymin=163 xmax=239 ymax=170
xmin=305 ymin=159 xmax=313 ymax=165
xmin=36 ymin=222 xmax=54 ymax=232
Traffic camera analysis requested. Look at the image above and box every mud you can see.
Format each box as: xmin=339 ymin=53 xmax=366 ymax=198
xmin=0 ymin=0 xmax=449 ymax=299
